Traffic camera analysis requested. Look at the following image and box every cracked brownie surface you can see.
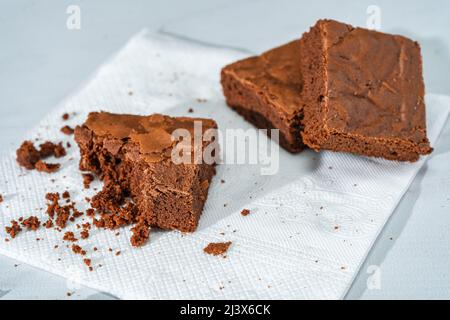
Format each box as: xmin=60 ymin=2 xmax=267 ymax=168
xmin=75 ymin=112 xmax=218 ymax=246
xmin=300 ymin=19 xmax=432 ymax=161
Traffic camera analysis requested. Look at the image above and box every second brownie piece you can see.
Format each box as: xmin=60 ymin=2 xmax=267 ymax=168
xmin=221 ymin=40 xmax=305 ymax=153
xmin=300 ymin=19 xmax=432 ymax=161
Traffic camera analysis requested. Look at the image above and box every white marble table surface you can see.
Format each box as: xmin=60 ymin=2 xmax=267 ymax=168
xmin=0 ymin=0 xmax=449 ymax=299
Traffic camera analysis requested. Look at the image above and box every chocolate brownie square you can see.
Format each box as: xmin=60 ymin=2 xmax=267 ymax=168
xmin=300 ymin=19 xmax=432 ymax=161
xmin=221 ymin=40 xmax=305 ymax=153
xmin=74 ymin=112 xmax=218 ymax=237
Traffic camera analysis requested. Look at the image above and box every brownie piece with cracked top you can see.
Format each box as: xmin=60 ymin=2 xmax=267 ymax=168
xmin=300 ymin=19 xmax=432 ymax=161
xmin=221 ymin=40 xmax=305 ymax=153
xmin=74 ymin=112 xmax=218 ymax=242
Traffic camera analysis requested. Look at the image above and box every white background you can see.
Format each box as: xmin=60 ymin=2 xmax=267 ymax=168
xmin=0 ymin=0 xmax=449 ymax=299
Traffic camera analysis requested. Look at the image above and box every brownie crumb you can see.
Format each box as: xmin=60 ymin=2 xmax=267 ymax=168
xmin=203 ymin=241 xmax=232 ymax=256
xmin=83 ymin=258 xmax=93 ymax=271
xmin=86 ymin=208 xmax=94 ymax=217
xmin=35 ymin=160 xmax=60 ymax=173
xmin=0 ymin=194 xmax=3 ymax=203
xmin=38 ymin=141 xmax=56 ymax=158
xmin=16 ymin=140 xmax=66 ymax=173
xmin=241 ymin=209 xmax=250 ymax=216
xmin=61 ymin=125 xmax=75 ymax=135
xmin=21 ymin=216 xmax=41 ymax=231
xmin=39 ymin=141 xmax=66 ymax=159
xmin=62 ymin=113 xmax=70 ymax=121
xmin=62 ymin=191 xmax=71 ymax=199
xmin=45 ymin=192 xmax=80 ymax=229
xmin=188 ymin=108 xmax=194 ymax=113
xmin=130 ymin=222 xmax=150 ymax=247
xmin=80 ymin=229 xmax=89 ymax=239
xmin=72 ymin=244 xmax=86 ymax=255
xmin=16 ymin=141 xmax=41 ymax=169
xmin=115 ymin=251 xmax=121 ymax=256
xmin=82 ymin=173 xmax=94 ymax=189
xmin=72 ymin=208 xmax=83 ymax=219
xmin=63 ymin=231 xmax=77 ymax=242
xmin=5 ymin=220 xmax=22 ymax=238
xmin=45 ymin=192 xmax=60 ymax=218
xmin=53 ymin=143 xmax=67 ymax=158
xmin=90 ymin=183 xmax=138 ymax=231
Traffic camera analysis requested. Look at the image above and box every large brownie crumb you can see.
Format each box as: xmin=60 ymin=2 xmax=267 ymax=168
xmin=21 ymin=216 xmax=41 ymax=231
xmin=5 ymin=220 xmax=22 ymax=238
xmin=241 ymin=209 xmax=250 ymax=216
xmin=35 ymin=160 xmax=61 ymax=173
xmin=61 ymin=125 xmax=75 ymax=135
xmin=130 ymin=221 xmax=150 ymax=247
xmin=80 ymin=229 xmax=89 ymax=239
xmin=45 ymin=192 xmax=80 ymax=228
xmin=45 ymin=192 xmax=60 ymax=218
xmin=16 ymin=141 xmax=41 ymax=169
xmin=16 ymin=140 xmax=66 ymax=171
xmin=72 ymin=244 xmax=86 ymax=255
xmin=90 ymin=182 xmax=138 ymax=232
xmin=39 ymin=141 xmax=67 ymax=158
xmin=39 ymin=141 xmax=57 ymax=158
xmin=203 ymin=241 xmax=232 ymax=256
xmin=63 ymin=231 xmax=78 ymax=242
xmin=43 ymin=219 xmax=54 ymax=228
xmin=82 ymin=173 xmax=94 ymax=189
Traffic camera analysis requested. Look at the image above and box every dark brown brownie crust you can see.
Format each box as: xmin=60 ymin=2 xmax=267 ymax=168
xmin=75 ymin=112 xmax=217 ymax=234
xmin=221 ymin=40 xmax=305 ymax=153
xmin=300 ymin=19 xmax=432 ymax=161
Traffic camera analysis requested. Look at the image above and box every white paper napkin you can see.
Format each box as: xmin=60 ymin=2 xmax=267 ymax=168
xmin=0 ymin=30 xmax=449 ymax=300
